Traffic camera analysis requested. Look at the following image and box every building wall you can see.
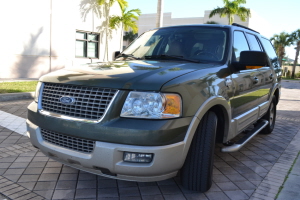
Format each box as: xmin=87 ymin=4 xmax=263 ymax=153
xmin=283 ymin=65 xmax=300 ymax=76
xmin=137 ymin=13 xmax=159 ymax=36
xmin=137 ymin=12 xmax=204 ymax=35
xmin=0 ymin=0 xmax=122 ymax=79
xmin=136 ymin=10 xmax=256 ymax=36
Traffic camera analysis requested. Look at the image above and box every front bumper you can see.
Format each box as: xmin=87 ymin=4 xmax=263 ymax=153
xmin=27 ymin=119 xmax=186 ymax=182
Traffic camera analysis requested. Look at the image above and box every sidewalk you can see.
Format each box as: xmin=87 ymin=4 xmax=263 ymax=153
xmin=275 ymin=79 xmax=300 ymax=200
xmin=277 ymin=152 xmax=300 ymax=200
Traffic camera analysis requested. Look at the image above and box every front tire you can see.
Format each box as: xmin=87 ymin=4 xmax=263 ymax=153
xmin=181 ymin=111 xmax=217 ymax=192
xmin=260 ymin=96 xmax=276 ymax=134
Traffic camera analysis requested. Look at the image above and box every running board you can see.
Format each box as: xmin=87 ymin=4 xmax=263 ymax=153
xmin=221 ymin=119 xmax=268 ymax=152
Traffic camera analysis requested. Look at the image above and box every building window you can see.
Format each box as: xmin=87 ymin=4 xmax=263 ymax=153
xmin=76 ymin=31 xmax=99 ymax=58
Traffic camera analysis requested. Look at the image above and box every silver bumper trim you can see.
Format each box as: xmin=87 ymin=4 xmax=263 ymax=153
xmin=26 ymin=119 xmax=186 ymax=182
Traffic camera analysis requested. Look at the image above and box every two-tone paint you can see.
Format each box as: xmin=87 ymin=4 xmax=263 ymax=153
xmin=27 ymin=24 xmax=281 ymax=182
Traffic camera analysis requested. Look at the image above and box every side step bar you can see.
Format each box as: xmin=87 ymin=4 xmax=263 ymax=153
xmin=221 ymin=119 xmax=268 ymax=153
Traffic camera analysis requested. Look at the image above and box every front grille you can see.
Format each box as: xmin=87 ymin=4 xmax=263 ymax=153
xmin=41 ymin=83 xmax=117 ymax=120
xmin=41 ymin=128 xmax=95 ymax=153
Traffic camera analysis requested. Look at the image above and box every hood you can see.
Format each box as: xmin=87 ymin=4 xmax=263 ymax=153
xmin=40 ymin=60 xmax=217 ymax=91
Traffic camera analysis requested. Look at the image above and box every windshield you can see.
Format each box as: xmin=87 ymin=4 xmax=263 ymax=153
xmin=117 ymin=26 xmax=229 ymax=63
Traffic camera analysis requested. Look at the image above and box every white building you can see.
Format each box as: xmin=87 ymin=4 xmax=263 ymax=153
xmin=0 ymin=0 xmax=123 ymax=79
xmin=137 ymin=10 xmax=269 ymax=36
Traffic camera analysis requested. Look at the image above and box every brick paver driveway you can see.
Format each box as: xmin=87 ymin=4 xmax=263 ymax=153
xmin=0 ymin=80 xmax=300 ymax=200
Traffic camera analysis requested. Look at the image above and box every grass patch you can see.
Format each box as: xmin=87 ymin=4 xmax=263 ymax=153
xmin=0 ymin=81 xmax=38 ymax=94
xmin=275 ymin=151 xmax=300 ymax=199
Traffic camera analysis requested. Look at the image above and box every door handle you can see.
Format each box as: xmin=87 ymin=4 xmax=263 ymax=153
xmin=269 ymin=74 xmax=274 ymax=80
xmin=253 ymin=77 xmax=259 ymax=84
xmin=225 ymin=79 xmax=232 ymax=87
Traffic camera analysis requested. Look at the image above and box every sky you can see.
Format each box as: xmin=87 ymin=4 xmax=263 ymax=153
xmin=126 ymin=0 xmax=300 ymax=59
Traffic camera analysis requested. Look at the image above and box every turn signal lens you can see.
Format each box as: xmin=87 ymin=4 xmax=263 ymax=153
xmin=246 ymin=66 xmax=262 ymax=69
xmin=163 ymin=94 xmax=181 ymax=117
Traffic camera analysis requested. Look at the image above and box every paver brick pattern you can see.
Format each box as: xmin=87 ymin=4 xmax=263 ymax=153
xmin=0 ymin=81 xmax=300 ymax=200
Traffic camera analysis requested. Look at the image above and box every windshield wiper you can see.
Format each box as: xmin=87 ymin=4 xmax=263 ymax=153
xmin=145 ymin=54 xmax=200 ymax=63
xmin=116 ymin=53 xmax=141 ymax=60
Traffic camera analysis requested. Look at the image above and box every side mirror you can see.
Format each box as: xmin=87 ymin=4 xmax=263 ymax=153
xmin=113 ymin=51 xmax=121 ymax=60
xmin=231 ymin=51 xmax=269 ymax=71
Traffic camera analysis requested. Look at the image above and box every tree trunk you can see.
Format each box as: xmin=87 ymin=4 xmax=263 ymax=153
xmin=105 ymin=4 xmax=110 ymax=61
xmin=119 ymin=24 xmax=123 ymax=52
xmin=291 ymin=42 xmax=300 ymax=79
xmin=228 ymin=14 xmax=233 ymax=25
xmin=279 ymin=46 xmax=284 ymax=67
xmin=156 ymin=0 xmax=164 ymax=28
xmin=279 ymin=56 xmax=283 ymax=67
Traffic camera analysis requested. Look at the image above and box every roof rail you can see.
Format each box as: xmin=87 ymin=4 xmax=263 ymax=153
xmin=232 ymin=23 xmax=259 ymax=34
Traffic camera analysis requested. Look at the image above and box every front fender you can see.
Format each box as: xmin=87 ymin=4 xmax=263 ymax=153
xmin=181 ymin=96 xmax=232 ymax=162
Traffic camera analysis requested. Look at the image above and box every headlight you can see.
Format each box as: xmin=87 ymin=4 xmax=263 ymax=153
xmin=34 ymin=82 xmax=42 ymax=102
xmin=121 ymin=91 xmax=182 ymax=119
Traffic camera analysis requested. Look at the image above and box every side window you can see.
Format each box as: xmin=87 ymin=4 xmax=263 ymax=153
xmin=233 ymin=31 xmax=249 ymax=61
xmin=246 ymin=34 xmax=262 ymax=51
xmin=260 ymin=38 xmax=277 ymax=59
xmin=260 ymin=38 xmax=279 ymax=67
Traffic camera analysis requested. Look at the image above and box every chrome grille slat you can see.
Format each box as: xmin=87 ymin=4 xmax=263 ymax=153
xmin=41 ymin=128 xmax=95 ymax=153
xmin=41 ymin=83 xmax=117 ymax=120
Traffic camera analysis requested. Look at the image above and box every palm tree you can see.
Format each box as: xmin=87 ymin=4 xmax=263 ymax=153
xmin=209 ymin=0 xmax=251 ymax=25
xmin=80 ymin=0 xmax=129 ymax=61
xmin=291 ymin=29 xmax=300 ymax=79
xmin=270 ymin=32 xmax=294 ymax=67
xmin=97 ymin=0 xmax=128 ymax=61
xmin=110 ymin=6 xmax=141 ymax=51
xmin=123 ymin=31 xmax=138 ymax=42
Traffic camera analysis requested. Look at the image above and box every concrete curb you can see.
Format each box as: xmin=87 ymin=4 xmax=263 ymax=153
xmin=0 ymin=92 xmax=35 ymax=102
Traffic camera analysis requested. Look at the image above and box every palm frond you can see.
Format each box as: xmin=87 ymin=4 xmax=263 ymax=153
xmin=209 ymin=0 xmax=250 ymax=24
xmin=109 ymin=6 xmax=141 ymax=33
xmin=80 ymin=0 xmax=103 ymax=20
xmin=235 ymin=0 xmax=247 ymax=4
xmin=270 ymin=32 xmax=293 ymax=58
xmin=117 ymin=0 xmax=128 ymax=11
xmin=292 ymin=29 xmax=300 ymax=42
xmin=97 ymin=0 xmax=105 ymax=5
xmin=209 ymin=7 xmax=228 ymax=18
xmin=109 ymin=16 xmax=122 ymax=29
xmin=123 ymin=31 xmax=138 ymax=42
xmin=236 ymin=7 xmax=251 ymax=21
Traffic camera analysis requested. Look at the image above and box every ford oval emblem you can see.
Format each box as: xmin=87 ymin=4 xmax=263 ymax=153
xmin=59 ymin=96 xmax=76 ymax=105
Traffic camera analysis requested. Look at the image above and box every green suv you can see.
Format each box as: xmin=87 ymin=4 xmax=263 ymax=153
xmin=27 ymin=23 xmax=281 ymax=192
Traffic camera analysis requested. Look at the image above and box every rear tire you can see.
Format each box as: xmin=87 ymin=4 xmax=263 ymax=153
xmin=260 ymin=96 xmax=276 ymax=134
xmin=181 ymin=111 xmax=217 ymax=192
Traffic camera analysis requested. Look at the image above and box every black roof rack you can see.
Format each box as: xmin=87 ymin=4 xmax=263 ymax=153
xmin=232 ymin=23 xmax=259 ymax=34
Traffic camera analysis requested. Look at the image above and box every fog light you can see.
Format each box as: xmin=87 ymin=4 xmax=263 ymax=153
xmin=123 ymin=152 xmax=153 ymax=163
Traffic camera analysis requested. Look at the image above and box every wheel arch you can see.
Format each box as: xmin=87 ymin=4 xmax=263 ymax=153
xmin=270 ymin=82 xmax=281 ymax=105
xmin=182 ymin=96 xmax=231 ymax=160
xmin=273 ymin=87 xmax=280 ymax=105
